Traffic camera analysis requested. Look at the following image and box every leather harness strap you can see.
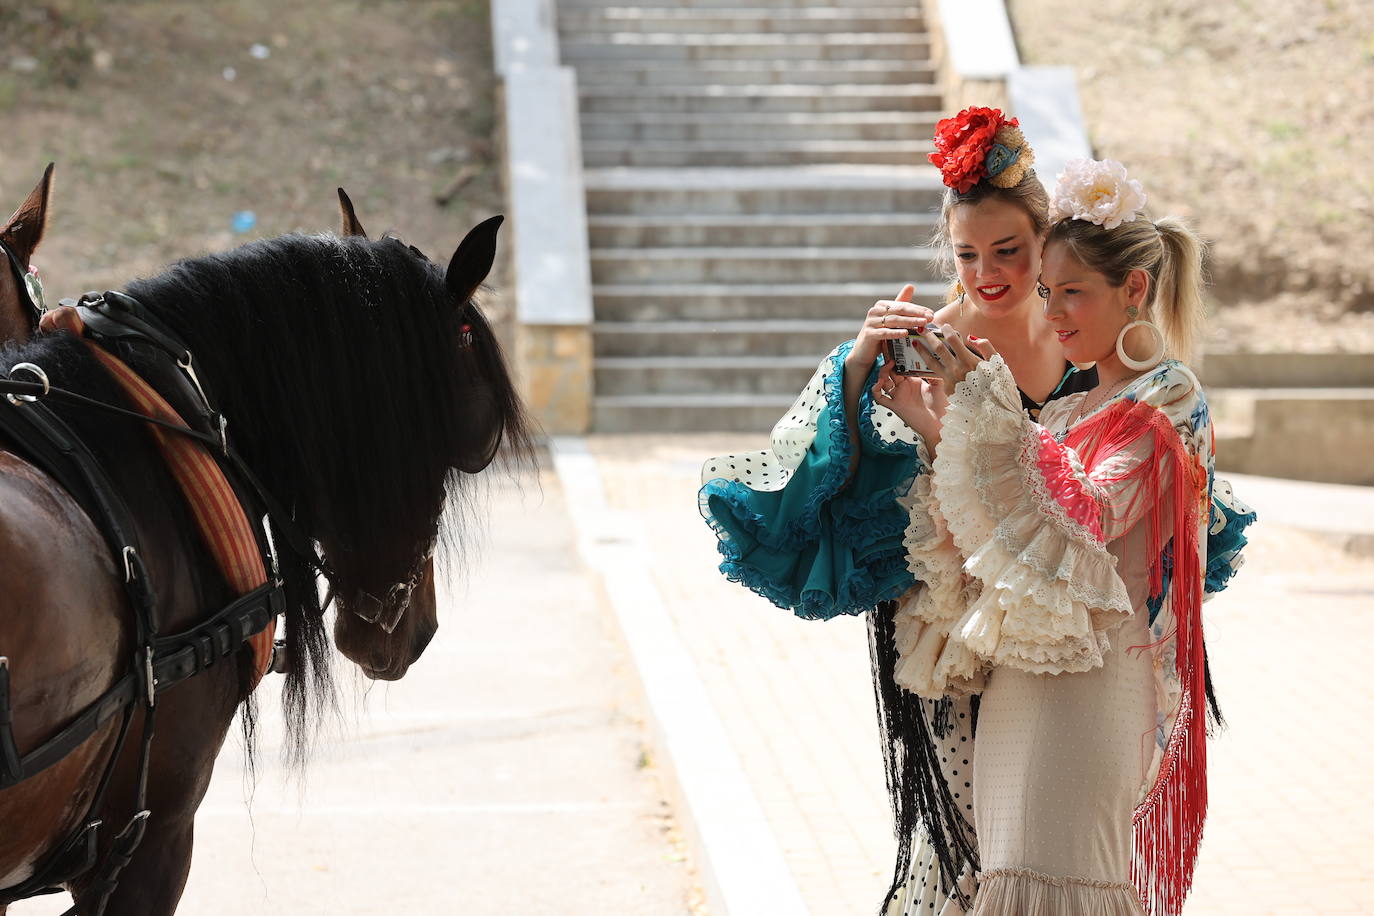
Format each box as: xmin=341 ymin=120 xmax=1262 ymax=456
xmin=51 ymin=306 xmax=276 ymax=684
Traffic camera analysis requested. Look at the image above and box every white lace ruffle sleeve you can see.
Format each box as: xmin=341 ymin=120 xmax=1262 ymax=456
xmin=893 ymin=437 xmax=984 ymax=697
xmin=898 ymin=356 xmax=1197 ymax=694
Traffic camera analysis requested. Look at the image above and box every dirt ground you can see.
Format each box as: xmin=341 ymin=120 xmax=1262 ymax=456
xmin=1007 ymin=0 xmax=1374 ymax=352
xmin=0 ymin=0 xmax=511 ymax=322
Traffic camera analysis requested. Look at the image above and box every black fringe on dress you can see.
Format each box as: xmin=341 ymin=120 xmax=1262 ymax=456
xmin=868 ymin=600 xmax=979 ymax=913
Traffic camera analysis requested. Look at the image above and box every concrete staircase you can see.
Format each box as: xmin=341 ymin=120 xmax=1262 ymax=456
xmin=556 ymin=0 xmax=946 ymax=431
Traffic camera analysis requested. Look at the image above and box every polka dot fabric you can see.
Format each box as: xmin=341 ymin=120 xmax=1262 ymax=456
xmin=886 ymin=695 xmax=979 ymax=916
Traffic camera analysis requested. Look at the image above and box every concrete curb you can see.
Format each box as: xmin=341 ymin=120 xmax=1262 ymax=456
xmin=549 ymin=437 xmax=811 ymax=916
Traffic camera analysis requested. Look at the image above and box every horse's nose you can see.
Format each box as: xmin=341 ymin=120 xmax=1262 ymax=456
xmin=411 ymin=620 xmax=437 ymax=659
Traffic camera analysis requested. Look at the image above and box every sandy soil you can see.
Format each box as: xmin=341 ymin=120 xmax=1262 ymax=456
xmin=1007 ymin=0 xmax=1374 ymax=352
xmin=0 ymin=0 xmax=510 ymax=321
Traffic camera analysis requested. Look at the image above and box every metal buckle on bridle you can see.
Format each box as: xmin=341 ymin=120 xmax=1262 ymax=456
xmin=349 ymin=544 xmax=433 ymax=634
xmin=141 ymin=647 xmax=156 ymax=707
xmin=5 ymin=362 xmax=49 ymax=406
xmin=176 ymin=351 xmax=229 ymax=452
xmin=121 ymin=548 xmax=157 ymax=706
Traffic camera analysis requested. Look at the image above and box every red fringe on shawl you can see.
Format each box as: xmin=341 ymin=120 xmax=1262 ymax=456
xmin=1066 ymin=397 xmax=1208 ymax=916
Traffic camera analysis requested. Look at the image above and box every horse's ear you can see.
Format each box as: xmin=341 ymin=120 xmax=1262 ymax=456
xmin=337 ymin=187 xmax=367 ymax=238
xmin=2 ymin=162 xmax=55 ymax=263
xmin=445 ymin=214 xmax=503 ymax=305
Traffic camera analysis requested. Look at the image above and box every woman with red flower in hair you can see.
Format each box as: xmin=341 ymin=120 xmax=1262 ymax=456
xmin=698 ymin=109 xmax=1254 ymax=915
xmin=856 ymin=106 xmax=1111 ymax=916
xmin=702 ymin=106 xmax=1100 ymax=912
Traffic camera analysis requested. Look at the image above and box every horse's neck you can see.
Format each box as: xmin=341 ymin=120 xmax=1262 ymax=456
xmin=0 ymin=308 xmax=34 ymax=346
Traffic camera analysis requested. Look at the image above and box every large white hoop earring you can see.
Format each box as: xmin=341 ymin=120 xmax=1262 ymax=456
xmin=1116 ymin=320 xmax=1166 ymax=371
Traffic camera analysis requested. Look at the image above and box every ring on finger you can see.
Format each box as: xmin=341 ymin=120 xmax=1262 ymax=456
xmin=881 ymin=313 xmax=889 ymax=326
xmin=918 ymin=333 xmax=947 ymax=364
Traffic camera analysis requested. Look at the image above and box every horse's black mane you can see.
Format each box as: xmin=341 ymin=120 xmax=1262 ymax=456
xmin=4 ymin=231 xmax=530 ymax=758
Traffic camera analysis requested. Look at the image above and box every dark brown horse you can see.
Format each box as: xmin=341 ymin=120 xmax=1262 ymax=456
xmin=0 ymin=191 xmax=530 ymax=915
xmin=0 ymin=164 xmax=54 ymax=344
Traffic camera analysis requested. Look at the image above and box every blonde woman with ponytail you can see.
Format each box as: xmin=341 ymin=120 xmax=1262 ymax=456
xmin=877 ymin=158 xmax=1238 ymax=916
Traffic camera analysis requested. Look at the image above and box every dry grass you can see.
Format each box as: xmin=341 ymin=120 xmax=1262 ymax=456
xmin=0 ymin=0 xmax=507 ymax=317
xmin=1007 ymin=0 xmax=1374 ymax=351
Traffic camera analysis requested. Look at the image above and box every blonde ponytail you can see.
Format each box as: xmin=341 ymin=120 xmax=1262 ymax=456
xmin=1151 ymin=218 xmax=1207 ymax=363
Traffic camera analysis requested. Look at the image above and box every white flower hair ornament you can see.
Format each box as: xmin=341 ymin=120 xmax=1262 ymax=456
xmin=1051 ymin=158 xmax=1148 ymax=230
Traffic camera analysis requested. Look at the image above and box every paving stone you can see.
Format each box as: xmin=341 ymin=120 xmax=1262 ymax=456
xmin=583 ymin=433 xmax=1374 ymax=914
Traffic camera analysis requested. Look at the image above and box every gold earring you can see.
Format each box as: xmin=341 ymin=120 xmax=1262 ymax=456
xmin=1126 ymin=304 xmax=1139 ymax=320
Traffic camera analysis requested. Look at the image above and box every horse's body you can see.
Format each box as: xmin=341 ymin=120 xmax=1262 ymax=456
xmin=0 ymin=355 xmax=242 ymax=908
xmin=0 ymin=164 xmax=54 ymax=343
xmin=0 ymin=204 xmax=527 ymax=914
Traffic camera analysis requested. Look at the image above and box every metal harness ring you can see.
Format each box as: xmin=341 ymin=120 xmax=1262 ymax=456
xmin=5 ymin=362 xmax=49 ymax=405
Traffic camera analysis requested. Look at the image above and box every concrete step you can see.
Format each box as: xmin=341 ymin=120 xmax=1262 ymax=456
xmin=558 ymin=6 xmax=923 ymax=34
xmin=592 ymin=281 xmax=946 ymax=320
xmin=1200 ymin=352 xmax=1374 ymax=388
xmin=580 ymin=111 xmax=939 ymax=143
xmin=577 ymin=84 xmax=942 ymax=116
xmin=1211 ymin=388 xmax=1374 ymax=485
xmin=589 ymin=246 xmax=938 ymax=285
xmin=583 ymin=166 xmax=944 ymax=215
xmin=559 ymin=33 xmax=930 ymax=63
xmin=582 ymin=140 xmax=933 ymax=167
xmin=595 ymin=355 xmax=821 ymax=396
xmin=594 ymin=318 xmax=857 ymax=357
xmin=586 ymin=212 xmax=939 ymax=248
xmin=594 ymin=393 xmax=797 ymax=433
xmin=593 ymin=383 xmax=1374 ymax=437
xmin=572 ymin=60 xmax=937 ymax=88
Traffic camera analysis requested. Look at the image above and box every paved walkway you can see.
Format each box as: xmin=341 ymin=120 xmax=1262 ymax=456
xmin=573 ymin=433 xmax=1374 ymax=915
xmin=13 ymin=445 xmax=1373 ymax=914
xmin=12 ymin=466 xmax=700 ymax=916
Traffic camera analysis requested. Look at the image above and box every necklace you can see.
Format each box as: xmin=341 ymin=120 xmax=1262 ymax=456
xmin=1068 ymin=372 xmax=1141 ymax=427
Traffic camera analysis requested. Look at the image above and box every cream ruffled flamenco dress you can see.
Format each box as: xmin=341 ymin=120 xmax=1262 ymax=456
xmin=891 ymin=355 xmax=1217 ymax=916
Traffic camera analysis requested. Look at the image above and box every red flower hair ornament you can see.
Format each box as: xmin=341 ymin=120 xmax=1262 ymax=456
xmin=928 ymin=106 xmax=1036 ymax=193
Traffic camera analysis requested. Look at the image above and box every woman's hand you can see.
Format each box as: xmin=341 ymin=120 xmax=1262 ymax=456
xmin=846 ymin=283 xmax=934 ymax=374
xmin=914 ymin=324 xmax=999 ymax=395
xmin=872 ymin=364 xmax=950 ymax=452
